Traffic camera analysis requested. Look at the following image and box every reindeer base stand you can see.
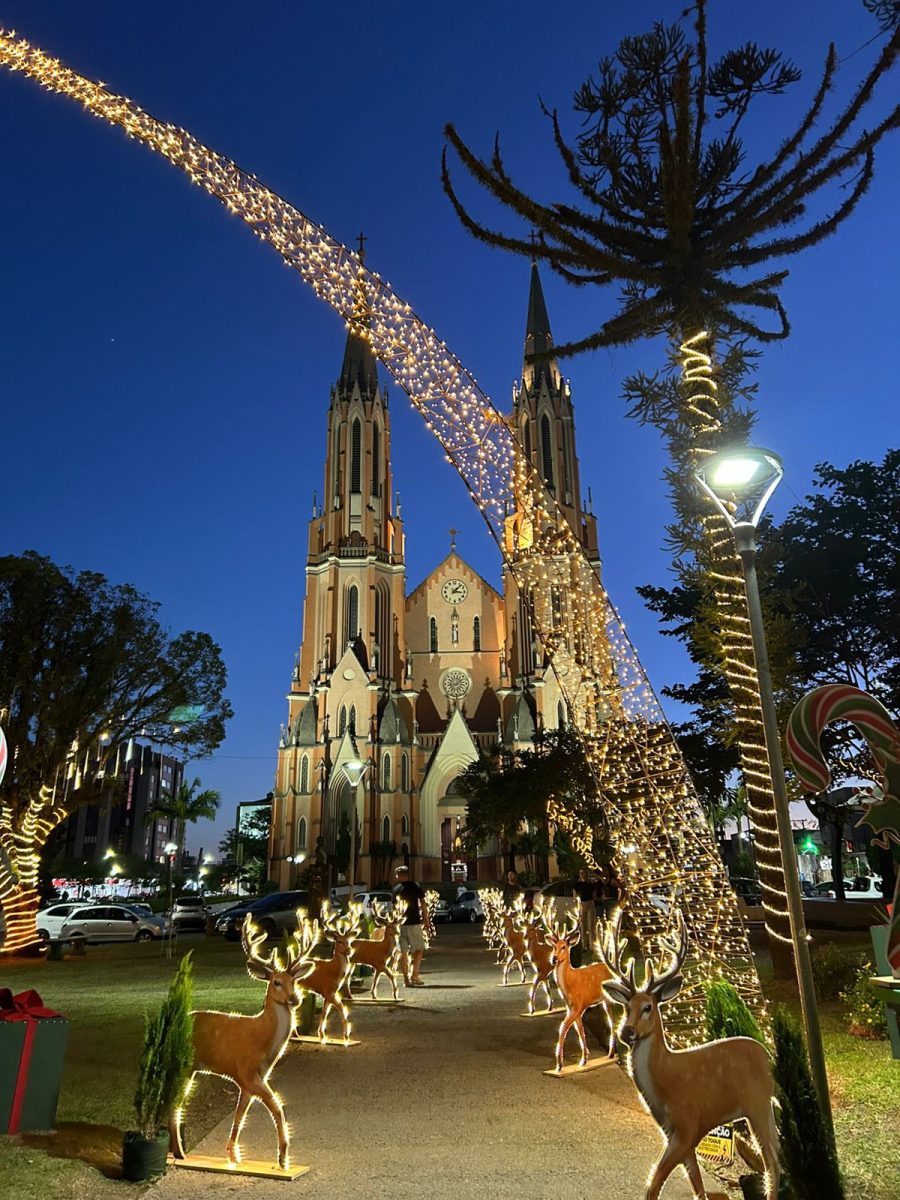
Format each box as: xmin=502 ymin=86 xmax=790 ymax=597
xmin=168 ymin=1153 xmax=310 ymax=1181
xmin=542 ymin=1057 xmax=618 ymax=1078
xmin=292 ymin=1034 xmax=361 ymax=1046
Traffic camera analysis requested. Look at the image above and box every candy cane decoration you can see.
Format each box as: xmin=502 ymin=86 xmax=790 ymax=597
xmin=0 ymin=725 xmax=7 ymax=788
xmin=786 ymin=684 xmax=900 ymax=977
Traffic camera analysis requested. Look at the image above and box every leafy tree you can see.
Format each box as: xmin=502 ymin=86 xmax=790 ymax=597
xmin=443 ymin=0 xmax=899 ymax=968
xmin=459 ymin=727 xmax=609 ymax=876
xmin=0 ymin=551 xmax=231 ymax=952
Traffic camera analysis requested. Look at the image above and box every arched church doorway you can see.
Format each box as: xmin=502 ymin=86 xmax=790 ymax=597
xmin=439 ymin=777 xmax=478 ymax=882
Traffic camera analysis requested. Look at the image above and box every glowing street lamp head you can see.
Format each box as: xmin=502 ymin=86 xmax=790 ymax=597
xmin=694 ymin=446 xmax=783 ymax=530
xmin=343 ymin=759 xmax=369 ymax=788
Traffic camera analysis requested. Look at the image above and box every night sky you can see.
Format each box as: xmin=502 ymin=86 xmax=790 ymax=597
xmin=2 ymin=2 xmax=897 ymax=857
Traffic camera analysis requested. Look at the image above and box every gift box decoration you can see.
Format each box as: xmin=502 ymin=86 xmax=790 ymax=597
xmin=0 ymin=988 xmax=69 ymax=1133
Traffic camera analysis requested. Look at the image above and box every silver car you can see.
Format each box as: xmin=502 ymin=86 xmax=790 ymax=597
xmin=60 ymin=903 xmax=169 ymax=943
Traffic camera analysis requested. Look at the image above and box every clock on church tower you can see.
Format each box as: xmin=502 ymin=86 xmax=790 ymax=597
xmin=441 ymin=578 xmax=467 ymax=604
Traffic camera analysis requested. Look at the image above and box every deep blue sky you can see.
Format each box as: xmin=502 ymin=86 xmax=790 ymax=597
xmin=2 ymin=2 xmax=897 ymax=856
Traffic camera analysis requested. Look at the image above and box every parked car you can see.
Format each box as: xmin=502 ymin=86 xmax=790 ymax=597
xmin=119 ymin=902 xmax=154 ymax=917
xmin=432 ymin=896 xmax=453 ymax=923
xmin=449 ymin=890 xmax=484 ymax=923
xmin=59 ymin=903 xmax=169 ymax=943
xmin=171 ymin=894 xmax=210 ymax=930
xmin=811 ymin=876 xmax=883 ymax=900
xmin=36 ymin=901 xmax=91 ymax=941
xmin=215 ymin=890 xmax=309 ymax=940
xmin=730 ymin=876 xmax=763 ymax=906
xmin=352 ymin=890 xmax=396 ymax=918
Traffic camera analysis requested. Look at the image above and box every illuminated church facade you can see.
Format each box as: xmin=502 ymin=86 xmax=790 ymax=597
xmin=268 ymin=264 xmax=601 ymax=887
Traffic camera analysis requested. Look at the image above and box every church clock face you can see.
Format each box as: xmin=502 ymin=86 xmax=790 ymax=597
xmin=441 ymin=578 xmax=468 ymax=605
xmin=440 ymin=668 xmax=471 ymax=700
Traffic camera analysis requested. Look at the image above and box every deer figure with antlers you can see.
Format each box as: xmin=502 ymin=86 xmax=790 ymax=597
xmin=599 ymin=912 xmax=780 ymax=1200
xmin=348 ymin=898 xmax=407 ymax=1000
xmin=549 ymin=903 xmax=616 ymax=1070
xmin=522 ymin=903 xmax=557 ymax=1014
xmin=499 ymin=902 xmax=529 ymax=985
xmin=169 ymin=917 xmax=315 ymax=1170
xmin=295 ymin=905 xmax=356 ymax=1043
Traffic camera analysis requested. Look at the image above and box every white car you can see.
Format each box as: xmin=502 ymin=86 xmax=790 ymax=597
xmin=59 ymin=903 xmax=169 ymax=943
xmin=36 ymin=901 xmax=93 ymax=941
xmin=449 ymin=890 xmax=485 ymax=922
xmin=353 ymin=890 xmax=396 ymax=918
xmin=815 ymin=876 xmax=883 ymax=900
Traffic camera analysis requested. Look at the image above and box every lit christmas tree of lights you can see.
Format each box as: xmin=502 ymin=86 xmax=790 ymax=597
xmin=0 ymin=29 xmax=764 ymax=1030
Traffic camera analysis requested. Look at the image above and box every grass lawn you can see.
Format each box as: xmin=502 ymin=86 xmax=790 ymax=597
xmin=1 ymin=935 xmax=257 ymax=1197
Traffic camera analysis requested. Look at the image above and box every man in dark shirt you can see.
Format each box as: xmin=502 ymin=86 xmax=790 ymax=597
xmin=393 ymin=865 xmax=429 ymax=986
xmin=573 ymin=867 xmax=597 ymax=952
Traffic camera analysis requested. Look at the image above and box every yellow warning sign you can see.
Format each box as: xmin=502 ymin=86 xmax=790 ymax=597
xmin=697 ymin=1124 xmax=734 ymax=1164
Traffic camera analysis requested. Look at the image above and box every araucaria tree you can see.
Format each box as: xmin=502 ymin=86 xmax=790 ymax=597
xmin=0 ymin=552 xmax=232 ymax=953
xmin=443 ymin=2 xmax=899 ymax=966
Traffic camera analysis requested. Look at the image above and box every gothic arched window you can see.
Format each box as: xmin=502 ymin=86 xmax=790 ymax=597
xmin=430 ymin=616 xmax=438 ymax=653
xmin=473 ymin=616 xmax=481 ymax=651
xmin=339 ymin=705 xmax=347 ymax=736
xmin=401 ymin=753 xmax=409 ymax=792
xmin=557 ymin=701 xmax=566 ymax=729
xmin=382 ymin=815 xmax=391 ymax=842
xmin=300 ymin=755 xmax=309 ymax=793
xmin=349 ymin=705 xmax=357 ymax=733
xmin=401 ymin=813 xmax=410 ymax=837
xmin=350 ymin=418 xmax=362 ymax=493
xmin=297 ymin=816 xmax=307 ymax=851
xmin=382 ymin=754 xmax=392 ymax=792
xmin=522 ymin=419 xmax=531 ymax=459
xmin=346 ymin=584 xmax=359 ymax=645
xmin=371 ymin=422 xmax=380 ymax=496
xmin=541 ymin=414 xmax=554 ymax=489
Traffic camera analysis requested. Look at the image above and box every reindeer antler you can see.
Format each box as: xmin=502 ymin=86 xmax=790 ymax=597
xmin=597 ymin=909 xmax=638 ymax=996
xmin=241 ymin=916 xmax=275 ymax=981
xmin=648 ymin=911 xmax=688 ymax=997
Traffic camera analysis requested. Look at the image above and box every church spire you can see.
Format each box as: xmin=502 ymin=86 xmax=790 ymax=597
xmin=339 ymin=238 xmax=379 ymax=397
xmin=523 ymin=261 xmax=559 ymax=390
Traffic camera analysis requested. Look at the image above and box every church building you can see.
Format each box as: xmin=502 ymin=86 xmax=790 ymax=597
xmin=268 ymin=264 xmax=600 ymax=887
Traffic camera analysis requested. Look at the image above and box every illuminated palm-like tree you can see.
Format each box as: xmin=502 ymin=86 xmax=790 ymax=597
xmin=443 ymin=3 xmax=899 ymax=966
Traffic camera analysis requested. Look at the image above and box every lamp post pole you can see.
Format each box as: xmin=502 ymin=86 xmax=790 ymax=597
xmin=694 ymin=446 xmax=832 ymax=1133
xmin=343 ymin=759 xmax=370 ymax=910
xmin=733 ymin=522 xmax=832 ymax=1131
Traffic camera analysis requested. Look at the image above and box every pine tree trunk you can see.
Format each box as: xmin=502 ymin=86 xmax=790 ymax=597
xmin=676 ymin=331 xmax=795 ymax=976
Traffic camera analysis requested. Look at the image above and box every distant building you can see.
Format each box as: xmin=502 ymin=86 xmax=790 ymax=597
xmin=56 ymin=742 xmax=184 ymax=866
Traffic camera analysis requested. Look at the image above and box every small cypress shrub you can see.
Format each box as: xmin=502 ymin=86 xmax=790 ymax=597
xmin=705 ymin=980 xmax=765 ymax=1043
xmin=134 ymin=952 xmax=195 ymax=1138
xmin=772 ymin=1007 xmax=843 ymax=1200
xmin=841 ymin=962 xmax=887 ymax=1039
xmin=810 ymin=942 xmax=866 ymax=1001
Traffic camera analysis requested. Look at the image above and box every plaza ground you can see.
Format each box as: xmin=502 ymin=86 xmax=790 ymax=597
xmin=1 ymin=923 xmax=897 ymax=1199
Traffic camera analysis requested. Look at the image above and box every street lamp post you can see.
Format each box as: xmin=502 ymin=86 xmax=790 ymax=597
xmin=694 ymin=446 xmax=833 ymax=1131
xmin=163 ymin=840 xmax=178 ymax=959
xmin=342 ymin=759 xmax=371 ymax=909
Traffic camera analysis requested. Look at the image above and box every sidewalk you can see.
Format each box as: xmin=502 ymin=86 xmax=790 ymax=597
xmin=152 ymin=925 xmax=706 ymax=1200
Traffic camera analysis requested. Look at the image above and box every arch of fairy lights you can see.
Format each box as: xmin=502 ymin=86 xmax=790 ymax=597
xmin=0 ymin=29 xmax=764 ymax=1032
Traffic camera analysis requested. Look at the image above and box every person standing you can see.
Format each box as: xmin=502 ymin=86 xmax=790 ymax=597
xmin=573 ymin=867 xmax=597 ymax=952
xmin=393 ymin=865 xmax=429 ymax=987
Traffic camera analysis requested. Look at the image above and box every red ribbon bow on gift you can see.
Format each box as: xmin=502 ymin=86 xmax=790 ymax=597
xmin=0 ymin=989 xmax=62 ymax=1021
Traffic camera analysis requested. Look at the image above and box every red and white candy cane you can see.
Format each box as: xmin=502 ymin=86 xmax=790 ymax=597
xmin=786 ymin=684 xmax=900 ymax=978
xmin=0 ymin=724 xmax=7 ymax=788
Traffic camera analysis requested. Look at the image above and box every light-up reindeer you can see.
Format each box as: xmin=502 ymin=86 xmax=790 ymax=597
xmin=499 ymin=901 xmax=529 ymax=984
xmin=548 ymin=904 xmax=616 ymax=1069
xmin=295 ymin=905 xmax=356 ymax=1042
xmin=599 ymin=912 xmax=779 ymax=1200
xmin=480 ymin=888 xmax=505 ymax=959
xmin=169 ymin=917 xmax=315 ymax=1170
xmin=522 ymin=902 xmax=557 ymax=1013
xmin=349 ymin=898 xmax=407 ymax=999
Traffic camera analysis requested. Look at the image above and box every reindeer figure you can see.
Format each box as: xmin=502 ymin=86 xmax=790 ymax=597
xmin=295 ymin=906 xmax=356 ymax=1043
xmin=522 ymin=904 xmax=557 ymax=1013
xmin=349 ymin=898 xmax=407 ymax=999
xmin=549 ymin=905 xmax=616 ymax=1070
xmin=500 ymin=902 xmax=529 ymax=984
xmin=480 ymin=888 xmax=505 ymax=958
xmin=599 ymin=912 xmax=779 ymax=1200
xmin=169 ymin=917 xmax=315 ymax=1170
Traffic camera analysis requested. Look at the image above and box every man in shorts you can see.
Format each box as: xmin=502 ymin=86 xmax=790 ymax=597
xmin=393 ymin=865 xmax=429 ymax=986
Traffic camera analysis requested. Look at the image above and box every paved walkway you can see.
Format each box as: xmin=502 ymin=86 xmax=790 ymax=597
xmin=153 ymin=925 xmax=705 ymax=1200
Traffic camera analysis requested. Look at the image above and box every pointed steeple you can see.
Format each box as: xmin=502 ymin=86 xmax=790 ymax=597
xmin=523 ymin=262 xmax=558 ymax=389
xmin=339 ymin=236 xmax=379 ymax=396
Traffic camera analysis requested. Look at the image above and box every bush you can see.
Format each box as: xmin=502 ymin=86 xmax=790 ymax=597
xmin=134 ymin=953 xmax=194 ymax=1138
xmin=811 ymin=941 xmax=866 ymax=1001
xmin=841 ymin=962 xmax=887 ymax=1039
xmin=772 ymin=1007 xmax=843 ymax=1200
xmin=705 ymin=980 xmax=765 ymax=1043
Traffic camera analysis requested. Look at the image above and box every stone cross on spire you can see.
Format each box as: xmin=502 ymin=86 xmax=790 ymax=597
xmin=449 ymin=527 xmax=458 ymax=552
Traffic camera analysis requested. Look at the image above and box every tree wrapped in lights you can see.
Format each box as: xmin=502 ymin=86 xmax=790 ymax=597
xmin=442 ymin=2 xmax=900 ymax=966
xmin=0 ymin=29 xmax=761 ymax=1030
xmin=0 ymin=552 xmax=231 ymax=953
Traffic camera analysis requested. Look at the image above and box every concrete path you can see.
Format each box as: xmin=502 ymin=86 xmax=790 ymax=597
xmin=153 ymin=924 xmax=705 ymax=1200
